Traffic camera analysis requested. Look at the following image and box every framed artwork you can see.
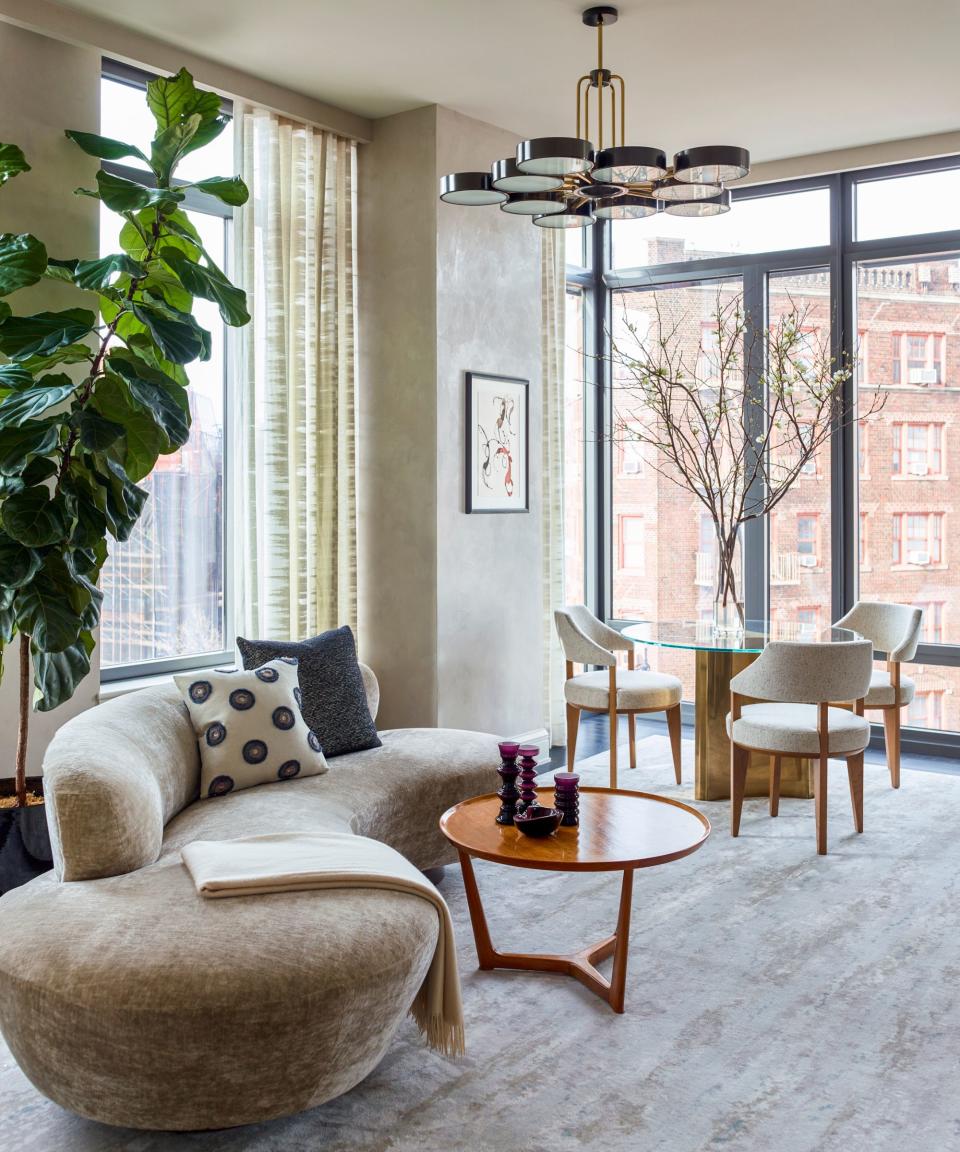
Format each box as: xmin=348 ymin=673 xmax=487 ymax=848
xmin=465 ymin=372 xmax=529 ymax=514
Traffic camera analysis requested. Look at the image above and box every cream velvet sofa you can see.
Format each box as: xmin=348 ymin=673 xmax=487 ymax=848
xmin=0 ymin=666 xmax=497 ymax=1131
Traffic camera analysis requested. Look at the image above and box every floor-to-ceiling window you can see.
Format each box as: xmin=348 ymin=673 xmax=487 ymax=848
xmin=565 ymin=157 xmax=960 ymax=751
xmin=97 ymin=63 xmax=235 ymax=679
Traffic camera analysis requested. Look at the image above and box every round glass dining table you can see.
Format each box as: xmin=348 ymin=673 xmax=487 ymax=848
xmin=620 ymin=620 xmax=861 ymax=801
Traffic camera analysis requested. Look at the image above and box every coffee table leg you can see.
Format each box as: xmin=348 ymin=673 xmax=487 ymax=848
xmin=457 ymin=850 xmax=634 ymax=1013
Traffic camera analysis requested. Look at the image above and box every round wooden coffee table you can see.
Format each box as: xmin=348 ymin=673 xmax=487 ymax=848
xmin=440 ymin=786 xmax=710 ymax=1013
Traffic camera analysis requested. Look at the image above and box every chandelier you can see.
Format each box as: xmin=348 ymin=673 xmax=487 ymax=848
xmin=439 ymin=5 xmax=750 ymax=229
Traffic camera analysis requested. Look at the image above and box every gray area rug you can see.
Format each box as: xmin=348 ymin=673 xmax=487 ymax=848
xmin=3 ymin=735 xmax=959 ymax=1152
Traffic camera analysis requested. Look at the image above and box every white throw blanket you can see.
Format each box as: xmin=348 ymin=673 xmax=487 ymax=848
xmin=181 ymin=832 xmax=464 ymax=1056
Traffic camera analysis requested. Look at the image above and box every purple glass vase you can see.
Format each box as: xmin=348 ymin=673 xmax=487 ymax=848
xmin=553 ymin=771 xmax=580 ymax=827
xmin=516 ymin=745 xmax=539 ymax=814
xmin=496 ymin=742 xmax=521 ymax=826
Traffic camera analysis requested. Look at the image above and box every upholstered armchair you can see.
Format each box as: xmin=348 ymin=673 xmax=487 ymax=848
xmin=727 ymin=638 xmax=873 ymax=855
xmin=835 ymin=601 xmax=923 ymax=789
xmin=554 ymin=605 xmax=683 ymax=789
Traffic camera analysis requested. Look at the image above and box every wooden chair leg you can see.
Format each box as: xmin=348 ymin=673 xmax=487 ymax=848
xmin=628 ymin=711 xmax=636 ymax=770
xmin=666 ymin=704 xmax=682 ymax=785
xmin=815 ymin=752 xmax=828 ymax=855
xmin=730 ymin=744 xmax=748 ymax=837
xmin=847 ymin=752 xmax=864 ymax=833
xmin=609 ymin=700 xmax=618 ymax=790
xmin=769 ymin=756 xmax=782 ymax=817
xmin=566 ymin=704 xmax=580 ymax=773
xmin=882 ymin=707 xmax=901 ymax=789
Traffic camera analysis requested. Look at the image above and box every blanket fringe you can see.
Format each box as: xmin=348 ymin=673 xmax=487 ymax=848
xmin=411 ymin=1001 xmax=465 ymax=1058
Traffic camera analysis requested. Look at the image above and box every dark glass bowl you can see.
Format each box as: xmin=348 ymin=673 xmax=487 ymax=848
xmin=513 ymin=805 xmax=562 ymax=838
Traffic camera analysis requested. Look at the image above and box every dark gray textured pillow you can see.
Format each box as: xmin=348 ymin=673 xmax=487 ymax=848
xmin=236 ymin=627 xmax=381 ymax=758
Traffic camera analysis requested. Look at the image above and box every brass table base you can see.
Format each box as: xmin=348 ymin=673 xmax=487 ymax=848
xmin=694 ymin=649 xmax=814 ymax=802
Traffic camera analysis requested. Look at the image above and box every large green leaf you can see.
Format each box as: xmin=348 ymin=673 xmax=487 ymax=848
xmin=0 ymin=143 xmax=29 ymax=185
xmin=0 ymin=233 xmax=47 ymax=296
xmin=92 ymin=169 xmax=184 ymax=214
xmin=0 ymin=420 xmax=60 ymax=474
xmin=0 ymin=364 xmax=33 ymax=390
xmin=131 ymin=300 xmax=207 ymax=364
xmin=73 ymin=252 xmax=144 ymax=291
xmin=0 ymin=309 xmax=95 ymax=360
xmin=108 ymin=350 xmax=190 ymax=446
xmin=19 ymin=343 xmax=92 ymax=372
xmin=1 ymin=486 xmax=70 ymax=547
xmin=146 ymin=68 xmax=221 ymax=132
xmin=94 ymin=455 xmax=149 ymax=541
xmin=15 ymin=556 xmax=85 ymax=652
xmin=160 ymin=247 xmax=249 ymax=326
xmin=79 ymin=408 xmax=125 ymax=451
xmin=0 ymin=374 xmax=75 ymax=427
xmin=191 ymin=175 xmax=249 ymax=206
xmin=150 ymin=115 xmax=200 ymax=182
xmin=63 ymin=130 xmax=148 ymax=164
xmin=44 ymin=257 xmax=79 ymax=284
xmin=33 ymin=630 xmax=95 ymax=711
xmin=0 ymin=532 xmax=40 ymax=588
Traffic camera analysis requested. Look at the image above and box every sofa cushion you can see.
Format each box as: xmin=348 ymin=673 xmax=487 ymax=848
xmin=175 ymin=660 xmax=328 ymax=799
xmin=238 ymin=627 xmax=382 ymax=758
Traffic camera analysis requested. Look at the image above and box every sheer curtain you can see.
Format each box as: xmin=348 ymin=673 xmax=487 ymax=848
xmin=541 ymin=231 xmax=567 ymax=746
xmin=233 ymin=105 xmax=358 ymax=641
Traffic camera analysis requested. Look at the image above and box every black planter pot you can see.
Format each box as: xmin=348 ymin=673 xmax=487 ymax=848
xmin=0 ymin=792 xmax=53 ymax=896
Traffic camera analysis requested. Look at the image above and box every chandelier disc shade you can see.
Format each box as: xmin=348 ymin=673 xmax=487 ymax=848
xmin=438 ymin=6 xmax=749 ymax=228
xmin=650 ymin=177 xmax=723 ymax=202
xmin=673 ymin=146 xmax=750 ymax=184
xmin=501 ymin=191 xmax=568 ymax=216
xmin=532 ymin=202 xmax=595 ymax=229
xmin=592 ymin=193 xmax=659 ymax=220
xmin=664 ymin=189 xmax=731 ymax=217
xmin=590 ymin=146 xmax=668 ymax=184
xmin=516 ymin=137 xmax=594 ymax=177
xmin=439 ymin=172 xmax=507 ymax=206
xmin=490 ymin=157 xmax=565 ymax=193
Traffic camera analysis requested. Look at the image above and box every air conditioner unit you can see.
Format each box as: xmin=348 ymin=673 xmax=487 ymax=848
xmin=919 ymin=266 xmax=932 ymax=283
xmin=949 ymin=265 xmax=960 ymax=284
xmin=907 ymin=550 xmax=931 ymax=565
xmin=908 ymin=461 xmax=929 ymax=476
xmin=798 ymin=555 xmax=818 ymax=568
xmin=622 ymin=459 xmax=642 ymax=474
xmin=908 ymin=368 xmax=939 ymax=385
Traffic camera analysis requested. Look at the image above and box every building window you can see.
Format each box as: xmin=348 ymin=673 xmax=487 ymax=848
xmin=892 ymin=422 xmax=944 ymax=477
xmin=892 ymin=512 xmax=944 ymax=566
xmin=918 ymin=601 xmax=945 ymax=643
xmin=619 ymin=516 xmax=645 ymax=572
xmin=796 ymin=606 xmax=821 ymax=634
xmin=908 ymin=690 xmax=944 ymax=728
xmin=97 ymin=68 xmax=234 ymax=677
xmin=891 ymin=332 xmax=945 ymax=386
xmin=618 ymin=427 xmax=644 ymax=476
xmin=859 ymin=512 xmax=869 ymax=568
xmin=858 ymin=422 xmax=869 ymax=477
xmin=796 ymin=514 xmax=820 ymax=567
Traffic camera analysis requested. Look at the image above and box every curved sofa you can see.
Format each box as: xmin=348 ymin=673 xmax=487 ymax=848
xmin=0 ymin=667 xmax=497 ymax=1131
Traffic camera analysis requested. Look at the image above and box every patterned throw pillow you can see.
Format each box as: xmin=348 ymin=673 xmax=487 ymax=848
xmin=236 ymin=626 xmax=381 ymax=758
xmin=175 ymin=659 xmax=328 ymax=799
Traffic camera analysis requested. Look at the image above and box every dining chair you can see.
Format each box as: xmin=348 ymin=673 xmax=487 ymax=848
xmin=726 ymin=638 xmax=873 ymax=855
xmin=834 ymin=601 xmax=923 ymax=789
xmin=554 ymin=605 xmax=683 ymax=789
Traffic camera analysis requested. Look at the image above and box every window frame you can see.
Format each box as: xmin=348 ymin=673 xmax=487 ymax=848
xmin=98 ymin=60 xmax=237 ymax=683
xmin=570 ymin=152 xmax=960 ymax=755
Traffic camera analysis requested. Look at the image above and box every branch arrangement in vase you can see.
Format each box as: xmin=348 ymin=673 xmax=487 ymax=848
xmin=0 ymin=69 xmax=250 ymax=808
xmin=608 ymin=291 xmax=884 ymax=632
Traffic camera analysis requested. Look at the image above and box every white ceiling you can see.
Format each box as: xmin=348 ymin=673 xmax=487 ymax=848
xmin=57 ymin=0 xmax=960 ymax=162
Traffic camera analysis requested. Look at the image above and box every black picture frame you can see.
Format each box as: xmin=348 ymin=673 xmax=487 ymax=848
xmin=464 ymin=371 xmax=530 ymax=514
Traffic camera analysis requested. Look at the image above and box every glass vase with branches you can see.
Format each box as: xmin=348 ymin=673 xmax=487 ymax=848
xmin=609 ymin=291 xmax=883 ymax=634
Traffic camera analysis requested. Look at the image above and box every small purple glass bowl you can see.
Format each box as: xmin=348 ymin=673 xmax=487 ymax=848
xmin=513 ymin=805 xmax=562 ymax=838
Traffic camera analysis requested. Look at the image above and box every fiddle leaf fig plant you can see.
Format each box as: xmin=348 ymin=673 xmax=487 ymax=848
xmin=0 ymin=69 xmax=249 ymax=806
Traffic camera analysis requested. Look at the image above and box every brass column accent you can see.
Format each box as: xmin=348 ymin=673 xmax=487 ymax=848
xmin=694 ymin=649 xmax=814 ymax=802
